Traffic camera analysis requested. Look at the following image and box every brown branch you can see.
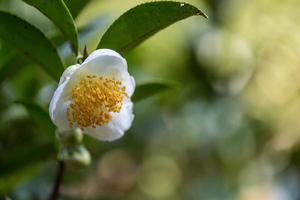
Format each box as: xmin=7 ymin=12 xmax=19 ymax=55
xmin=48 ymin=160 xmax=66 ymax=200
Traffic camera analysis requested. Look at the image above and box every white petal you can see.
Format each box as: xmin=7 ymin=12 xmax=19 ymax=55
xmin=49 ymin=83 xmax=64 ymax=122
xmin=59 ymin=64 xmax=81 ymax=85
xmin=123 ymin=76 xmax=135 ymax=97
xmin=82 ymin=49 xmax=126 ymax=67
xmin=111 ymin=99 xmax=134 ymax=131
xmin=51 ymin=101 xmax=71 ymax=132
xmin=84 ymin=99 xmax=134 ymax=141
xmin=68 ymin=49 xmax=135 ymax=97
xmin=84 ymin=123 xmax=124 ymax=141
xmin=81 ymin=49 xmax=127 ymax=77
xmin=49 ymin=64 xmax=80 ymax=131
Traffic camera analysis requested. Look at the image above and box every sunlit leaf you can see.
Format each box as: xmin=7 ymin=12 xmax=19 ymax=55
xmin=63 ymin=0 xmax=93 ymax=19
xmin=132 ymin=82 xmax=175 ymax=103
xmin=98 ymin=1 xmax=207 ymax=54
xmin=0 ymin=11 xmax=64 ymax=80
xmin=22 ymin=0 xmax=78 ymax=53
xmin=15 ymin=100 xmax=55 ymax=141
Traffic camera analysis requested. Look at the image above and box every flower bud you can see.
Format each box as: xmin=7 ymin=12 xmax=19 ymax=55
xmin=56 ymin=128 xmax=83 ymax=146
xmin=58 ymin=145 xmax=91 ymax=168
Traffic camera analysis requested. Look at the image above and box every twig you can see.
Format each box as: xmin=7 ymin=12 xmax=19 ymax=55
xmin=48 ymin=160 xmax=66 ymax=200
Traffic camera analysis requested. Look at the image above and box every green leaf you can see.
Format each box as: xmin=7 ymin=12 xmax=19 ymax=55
xmin=0 ymin=57 xmax=26 ymax=85
xmin=0 ymin=44 xmax=14 ymax=63
xmin=63 ymin=0 xmax=93 ymax=19
xmin=0 ymin=12 xmax=64 ymax=80
xmin=22 ymin=0 xmax=79 ymax=53
xmin=0 ymin=142 xmax=54 ymax=177
xmin=0 ymin=49 xmax=28 ymax=84
xmin=132 ymin=82 xmax=175 ymax=103
xmin=15 ymin=100 xmax=56 ymax=141
xmin=0 ymin=163 xmax=41 ymax=193
xmin=98 ymin=1 xmax=207 ymax=54
xmin=59 ymin=15 xmax=110 ymax=66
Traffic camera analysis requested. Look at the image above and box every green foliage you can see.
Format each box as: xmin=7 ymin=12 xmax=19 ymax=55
xmin=22 ymin=0 xmax=78 ymax=53
xmin=0 ymin=1 xmax=220 ymax=197
xmin=132 ymin=82 xmax=175 ymax=103
xmin=0 ymin=45 xmax=14 ymax=65
xmin=0 ymin=101 xmax=56 ymax=189
xmin=0 ymin=12 xmax=64 ymax=80
xmin=0 ymin=142 xmax=54 ymax=176
xmin=0 ymin=163 xmax=40 ymax=193
xmin=0 ymin=57 xmax=26 ymax=85
xmin=15 ymin=100 xmax=56 ymax=142
xmin=0 ymin=47 xmax=30 ymax=84
xmin=98 ymin=1 xmax=207 ymax=54
xmin=59 ymin=16 xmax=110 ymax=66
xmin=63 ymin=0 xmax=92 ymax=19
xmin=2 ymin=0 xmax=300 ymax=199
xmin=0 ymin=49 xmax=16 ymax=83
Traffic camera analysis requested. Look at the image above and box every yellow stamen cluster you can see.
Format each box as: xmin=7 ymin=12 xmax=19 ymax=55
xmin=67 ymin=75 xmax=128 ymax=129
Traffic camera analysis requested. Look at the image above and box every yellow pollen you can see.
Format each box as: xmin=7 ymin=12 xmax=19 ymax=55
xmin=67 ymin=75 xmax=128 ymax=129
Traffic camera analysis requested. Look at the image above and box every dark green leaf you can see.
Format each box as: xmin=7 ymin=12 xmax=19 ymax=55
xmin=98 ymin=1 xmax=207 ymax=54
xmin=0 ymin=58 xmax=25 ymax=85
xmin=0 ymin=44 xmax=14 ymax=63
xmin=0 ymin=50 xmax=27 ymax=84
xmin=132 ymin=82 xmax=175 ymax=103
xmin=0 ymin=12 xmax=64 ymax=80
xmin=0 ymin=142 xmax=54 ymax=176
xmin=15 ymin=100 xmax=56 ymax=141
xmin=0 ymin=163 xmax=41 ymax=193
xmin=22 ymin=0 xmax=78 ymax=53
xmin=63 ymin=0 xmax=93 ymax=19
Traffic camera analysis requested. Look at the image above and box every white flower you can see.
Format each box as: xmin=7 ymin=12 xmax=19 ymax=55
xmin=49 ymin=49 xmax=135 ymax=141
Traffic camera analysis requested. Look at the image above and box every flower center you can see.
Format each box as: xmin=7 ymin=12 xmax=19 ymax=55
xmin=67 ymin=75 xmax=128 ymax=129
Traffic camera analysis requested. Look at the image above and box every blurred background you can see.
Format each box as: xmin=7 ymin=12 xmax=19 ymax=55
xmin=1 ymin=0 xmax=300 ymax=199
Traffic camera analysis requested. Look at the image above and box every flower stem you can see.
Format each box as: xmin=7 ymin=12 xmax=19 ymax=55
xmin=48 ymin=160 xmax=66 ymax=200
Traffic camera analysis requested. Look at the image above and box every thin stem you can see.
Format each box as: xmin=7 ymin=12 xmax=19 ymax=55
xmin=48 ymin=160 xmax=66 ymax=200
